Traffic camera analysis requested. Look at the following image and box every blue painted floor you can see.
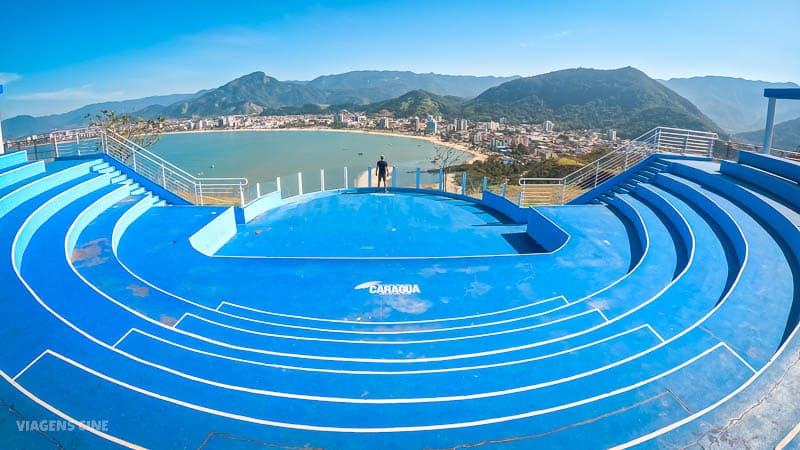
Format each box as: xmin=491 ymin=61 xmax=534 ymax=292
xmin=219 ymin=192 xmax=543 ymax=257
xmin=2 ymin=151 xmax=800 ymax=448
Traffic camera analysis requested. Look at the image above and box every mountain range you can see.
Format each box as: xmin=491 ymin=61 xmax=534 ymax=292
xmin=4 ymin=68 xmax=798 ymax=145
xmin=659 ymin=76 xmax=800 ymax=133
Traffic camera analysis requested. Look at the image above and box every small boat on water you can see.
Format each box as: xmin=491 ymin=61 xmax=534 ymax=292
xmin=357 ymin=152 xmax=364 ymax=156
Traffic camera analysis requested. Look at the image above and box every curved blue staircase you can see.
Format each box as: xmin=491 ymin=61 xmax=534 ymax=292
xmin=0 ymin=150 xmax=799 ymax=449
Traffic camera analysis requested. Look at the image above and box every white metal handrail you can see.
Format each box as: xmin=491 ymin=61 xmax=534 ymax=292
xmin=518 ymin=126 xmax=719 ymax=207
xmin=101 ymin=129 xmax=249 ymax=206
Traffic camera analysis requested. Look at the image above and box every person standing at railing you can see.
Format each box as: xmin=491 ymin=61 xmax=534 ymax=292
xmin=376 ymin=155 xmax=390 ymax=192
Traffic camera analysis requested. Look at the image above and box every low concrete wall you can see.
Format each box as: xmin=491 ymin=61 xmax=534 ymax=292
xmin=112 ymin=195 xmax=156 ymax=252
xmin=480 ymin=191 xmax=529 ymax=224
xmin=235 ymin=190 xmax=282 ymax=224
xmin=189 ymin=207 xmax=238 ymax=256
xmin=526 ymin=207 xmax=569 ymax=252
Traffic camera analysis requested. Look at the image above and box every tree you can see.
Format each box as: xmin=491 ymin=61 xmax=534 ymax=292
xmin=87 ymin=109 xmax=165 ymax=150
xmin=429 ymin=143 xmax=465 ymax=192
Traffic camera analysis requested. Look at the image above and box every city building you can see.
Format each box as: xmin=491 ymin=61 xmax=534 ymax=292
xmin=543 ymin=120 xmax=555 ymax=133
xmin=426 ymin=117 xmax=437 ymax=134
xmin=378 ymin=117 xmax=392 ymax=129
xmin=606 ymin=129 xmax=617 ymax=141
xmin=455 ymin=119 xmax=468 ymax=131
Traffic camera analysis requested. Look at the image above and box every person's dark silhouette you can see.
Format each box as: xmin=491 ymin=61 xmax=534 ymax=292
xmin=376 ymin=155 xmax=389 ymax=192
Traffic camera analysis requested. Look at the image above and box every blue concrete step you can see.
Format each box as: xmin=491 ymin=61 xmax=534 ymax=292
xmin=12 ymin=327 xmax=748 ymax=438
xmin=618 ymin=180 xmax=734 ymax=341
xmin=170 ymin=308 xmax=607 ymax=359
xmin=664 ymin=161 xmax=796 ymax=368
xmin=114 ymin=322 xmax=662 ymax=399
xmin=718 ymin=161 xmax=800 ymax=226
xmin=0 ymin=150 xmax=29 ymax=171
xmin=738 ymin=151 xmax=800 ymax=184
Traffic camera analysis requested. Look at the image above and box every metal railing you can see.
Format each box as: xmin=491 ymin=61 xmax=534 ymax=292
xmin=518 ymin=127 xmax=719 ymax=207
xmin=101 ymin=130 xmax=249 ymax=206
xmin=19 ymin=127 xmax=250 ymax=206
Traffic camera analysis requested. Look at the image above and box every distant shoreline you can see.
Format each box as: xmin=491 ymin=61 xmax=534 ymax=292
xmin=159 ymin=127 xmax=487 ymax=164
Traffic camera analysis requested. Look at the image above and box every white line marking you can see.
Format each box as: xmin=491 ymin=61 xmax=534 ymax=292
xmin=173 ymin=312 xmax=189 ymax=328
xmin=776 ymin=418 xmax=800 ymax=450
xmin=597 ymin=309 xmax=609 ymax=322
xmin=644 ymin=324 xmax=666 ymax=343
xmin=177 ymin=308 xmax=600 ymax=345
xmin=0 ymin=366 xmax=142 ymax=448
xmin=720 ymin=342 xmax=757 ymax=374
xmin=113 ymin=329 xmax=134 ymax=348
xmin=13 ymin=350 xmax=51 ymax=381
xmin=123 ymin=324 xmax=656 ymax=376
xmin=37 ymin=345 xmax=723 ymax=432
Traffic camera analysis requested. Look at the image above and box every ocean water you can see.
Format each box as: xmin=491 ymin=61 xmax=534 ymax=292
xmin=149 ymin=130 xmax=465 ymax=192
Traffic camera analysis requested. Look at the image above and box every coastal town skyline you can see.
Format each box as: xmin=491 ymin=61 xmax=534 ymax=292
xmin=1 ymin=0 xmax=798 ymax=118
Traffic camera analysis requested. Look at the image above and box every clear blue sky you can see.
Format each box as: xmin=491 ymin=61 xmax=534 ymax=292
xmin=1 ymin=0 xmax=798 ymax=117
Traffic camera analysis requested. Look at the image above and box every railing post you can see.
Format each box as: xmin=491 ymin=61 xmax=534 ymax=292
xmin=256 ymin=182 xmax=261 ymax=198
xmin=368 ymin=167 xmax=372 ymax=188
xmin=594 ymin=161 xmax=600 ymax=188
xmin=482 ymin=176 xmax=487 ymax=192
xmin=161 ymin=164 xmax=167 ymax=187
xmin=438 ymin=169 xmax=444 ymax=191
xmin=276 ymin=176 xmax=281 ymax=194
xmin=320 ymin=168 xmax=325 ymax=191
xmin=54 ymin=139 xmax=59 ymax=158
xmin=298 ymin=172 xmax=303 ymax=196
xmin=132 ymin=151 xmax=137 ymax=171
xmin=416 ymin=168 xmax=421 ymax=189
xmin=560 ymin=181 xmax=566 ymax=205
xmin=517 ymin=191 xmax=523 ymax=207
xmin=198 ymin=182 xmax=204 ymax=205
xmin=239 ymin=185 xmax=245 ymax=207
xmin=391 ymin=167 xmax=397 ymax=188
xmin=501 ymin=182 xmax=507 ymax=197
xmin=461 ymin=172 xmax=467 ymax=196
xmin=623 ymin=151 xmax=629 ymax=171
xmin=344 ymin=167 xmax=349 ymax=189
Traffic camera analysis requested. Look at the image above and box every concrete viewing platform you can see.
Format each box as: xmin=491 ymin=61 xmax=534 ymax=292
xmin=0 ymin=148 xmax=800 ymax=449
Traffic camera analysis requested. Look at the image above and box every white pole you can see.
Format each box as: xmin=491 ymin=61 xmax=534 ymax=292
xmin=0 ymin=84 xmax=4 ymax=154
xmin=0 ymin=113 xmax=4 ymax=155
xmin=298 ymin=172 xmax=303 ymax=196
xmin=762 ymin=97 xmax=777 ymax=155
xmin=320 ymin=168 xmax=325 ymax=191
xmin=344 ymin=167 xmax=349 ymax=188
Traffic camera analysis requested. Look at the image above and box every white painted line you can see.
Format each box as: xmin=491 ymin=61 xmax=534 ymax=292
xmin=13 ymin=350 xmax=51 ymax=381
xmin=597 ymin=309 xmax=609 ymax=322
xmin=213 ymin=295 xmax=571 ymax=332
xmin=177 ymin=308 xmax=600 ymax=346
xmin=35 ymin=344 xmax=725 ymax=432
xmin=776 ymin=418 xmax=800 ymax=450
xmin=113 ymin=329 xmax=135 ymax=348
xmin=124 ymin=324 xmax=655 ymax=376
xmin=720 ymin=342 xmax=757 ymax=374
xmin=644 ymin=324 xmax=666 ymax=343
xmin=0 ymin=366 xmax=142 ymax=448
xmin=173 ymin=313 xmax=189 ymax=328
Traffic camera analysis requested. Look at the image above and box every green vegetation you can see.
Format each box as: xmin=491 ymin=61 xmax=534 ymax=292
xmin=459 ymin=67 xmax=723 ymax=138
xmin=451 ymin=147 xmax=613 ymax=185
xmin=362 ymin=90 xmax=464 ymax=118
xmin=86 ymin=110 xmax=165 ymax=150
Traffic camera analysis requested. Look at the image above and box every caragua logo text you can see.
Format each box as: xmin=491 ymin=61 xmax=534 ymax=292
xmin=354 ymin=281 xmax=421 ymax=295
